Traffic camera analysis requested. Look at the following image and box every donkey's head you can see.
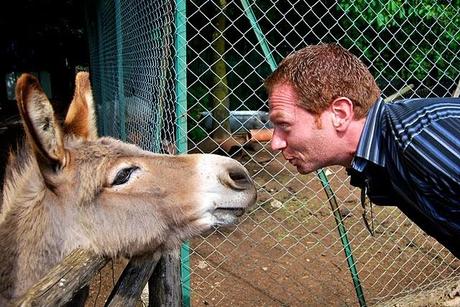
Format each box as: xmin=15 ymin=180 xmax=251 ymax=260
xmin=3 ymin=72 xmax=256 ymax=264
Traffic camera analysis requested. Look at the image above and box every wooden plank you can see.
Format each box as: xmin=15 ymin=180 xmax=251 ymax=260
xmin=14 ymin=249 xmax=108 ymax=307
xmin=384 ymin=84 xmax=414 ymax=102
xmin=149 ymin=251 xmax=182 ymax=307
xmin=453 ymin=78 xmax=460 ymax=97
xmin=105 ymin=253 xmax=161 ymax=307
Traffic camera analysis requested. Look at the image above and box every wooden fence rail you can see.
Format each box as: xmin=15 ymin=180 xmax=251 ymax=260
xmin=14 ymin=249 xmax=181 ymax=307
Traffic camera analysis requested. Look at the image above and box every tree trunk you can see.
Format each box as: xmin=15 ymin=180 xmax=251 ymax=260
xmin=211 ymin=0 xmax=231 ymax=140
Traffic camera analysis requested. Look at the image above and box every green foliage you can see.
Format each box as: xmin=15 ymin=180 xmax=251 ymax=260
xmin=337 ymin=0 xmax=460 ymax=91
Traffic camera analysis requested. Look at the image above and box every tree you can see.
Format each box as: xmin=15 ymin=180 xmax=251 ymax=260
xmin=210 ymin=0 xmax=231 ymax=140
xmin=337 ymin=1 xmax=460 ymax=95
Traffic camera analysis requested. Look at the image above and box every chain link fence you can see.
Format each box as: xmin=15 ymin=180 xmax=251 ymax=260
xmin=86 ymin=0 xmax=460 ymax=305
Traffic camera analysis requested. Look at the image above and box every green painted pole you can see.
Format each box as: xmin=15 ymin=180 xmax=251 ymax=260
xmin=240 ymin=0 xmax=277 ymax=71
xmin=316 ymin=170 xmax=367 ymax=306
xmin=241 ymin=1 xmax=366 ymax=306
xmin=175 ymin=0 xmax=190 ymax=306
xmin=115 ymin=0 xmax=126 ymax=141
xmin=96 ymin=2 xmax=107 ymax=136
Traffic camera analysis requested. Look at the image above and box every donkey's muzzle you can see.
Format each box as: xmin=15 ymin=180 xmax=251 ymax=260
xmin=218 ymin=163 xmax=257 ymax=211
xmin=198 ymin=155 xmax=257 ymax=226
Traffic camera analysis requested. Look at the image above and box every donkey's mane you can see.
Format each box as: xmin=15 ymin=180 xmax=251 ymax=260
xmin=1 ymin=136 xmax=36 ymax=215
xmin=6 ymin=135 xmax=32 ymax=180
xmin=1 ymin=133 xmax=92 ymax=216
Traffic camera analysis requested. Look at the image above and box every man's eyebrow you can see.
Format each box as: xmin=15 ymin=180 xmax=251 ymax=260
xmin=269 ymin=111 xmax=293 ymax=122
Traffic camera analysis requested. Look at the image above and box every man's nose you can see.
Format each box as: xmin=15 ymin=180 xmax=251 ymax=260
xmin=270 ymin=131 xmax=287 ymax=151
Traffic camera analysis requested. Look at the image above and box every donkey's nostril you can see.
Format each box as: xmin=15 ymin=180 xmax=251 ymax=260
xmin=229 ymin=170 xmax=247 ymax=183
xmin=227 ymin=168 xmax=252 ymax=190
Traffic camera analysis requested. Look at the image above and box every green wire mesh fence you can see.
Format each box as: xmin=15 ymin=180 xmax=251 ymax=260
xmin=86 ymin=1 xmax=460 ymax=306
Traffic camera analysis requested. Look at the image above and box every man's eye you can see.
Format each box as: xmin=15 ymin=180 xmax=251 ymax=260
xmin=112 ymin=166 xmax=139 ymax=186
xmin=277 ymin=123 xmax=290 ymax=131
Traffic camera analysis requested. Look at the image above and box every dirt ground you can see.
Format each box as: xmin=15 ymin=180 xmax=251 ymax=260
xmin=84 ymin=141 xmax=460 ymax=307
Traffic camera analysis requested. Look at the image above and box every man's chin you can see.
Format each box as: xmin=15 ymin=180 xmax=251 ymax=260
xmin=290 ymin=160 xmax=315 ymax=175
xmin=296 ymin=165 xmax=311 ymax=175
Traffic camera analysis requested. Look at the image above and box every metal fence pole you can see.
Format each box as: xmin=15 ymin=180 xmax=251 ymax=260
xmin=175 ymin=0 xmax=190 ymax=306
xmin=115 ymin=0 xmax=126 ymax=141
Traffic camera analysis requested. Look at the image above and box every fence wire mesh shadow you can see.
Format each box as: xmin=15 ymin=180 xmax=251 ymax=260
xmin=86 ymin=0 xmax=460 ymax=306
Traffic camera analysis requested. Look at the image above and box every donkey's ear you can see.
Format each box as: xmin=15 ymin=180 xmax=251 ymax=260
xmin=15 ymin=73 xmax=67 ymax=170
xmin=64 ymin=72 xmax=98 ymax=140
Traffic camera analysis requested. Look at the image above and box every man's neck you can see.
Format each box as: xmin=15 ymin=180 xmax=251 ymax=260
xmin=341 ymin=117 xmax=366 ymax=168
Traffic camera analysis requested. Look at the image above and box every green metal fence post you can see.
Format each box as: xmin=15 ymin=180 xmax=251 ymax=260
xmin=115 ymin=0 xmax=126 ymax=141
xmin=95 ymin=0 xmax=108 ymax=136
xmin=175 ymin=0 xmax=190 ymax=306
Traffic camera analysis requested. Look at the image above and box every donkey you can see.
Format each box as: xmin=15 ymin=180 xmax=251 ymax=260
xmin=0 ymin=72 xmax=257 ymax=304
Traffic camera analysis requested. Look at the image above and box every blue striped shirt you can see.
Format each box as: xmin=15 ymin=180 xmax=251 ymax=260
xmin=349 ymin=97 xmax=460 ymax=257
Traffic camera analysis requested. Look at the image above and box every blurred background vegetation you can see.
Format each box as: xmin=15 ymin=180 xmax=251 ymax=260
xmin=186 ymin=0 xmax=459 ymax=141
xmin=1 ymin=0 xmax=458 ymax=143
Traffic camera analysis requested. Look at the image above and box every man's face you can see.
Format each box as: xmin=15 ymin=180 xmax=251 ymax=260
xmin=268 ymin=83 xmax=335 ymax=174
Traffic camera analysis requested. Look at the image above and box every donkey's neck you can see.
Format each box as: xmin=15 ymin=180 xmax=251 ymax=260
xmin=0 ymin=188 xmax=72 ymax=300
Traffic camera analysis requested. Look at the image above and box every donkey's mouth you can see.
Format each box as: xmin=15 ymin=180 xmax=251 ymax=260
xmin=215 ymin=207 xmax=246 ymax=217
xmin=213 ymin=207 xmax=246 ymax=226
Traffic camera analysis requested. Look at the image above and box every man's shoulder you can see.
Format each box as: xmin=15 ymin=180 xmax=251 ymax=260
xmin=387 ymin=97 xmax=460 ymax=112
xmin=395 ymin=97 xmax=460 ymax=103
xmin=382 ymin=96 xmax=460 ymax=123
xmin=378 ymin=97 xmax=460 ymax=150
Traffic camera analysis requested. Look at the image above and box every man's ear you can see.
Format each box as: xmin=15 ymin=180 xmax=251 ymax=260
xmin=330 ymin=97 xmax=354 ymax=131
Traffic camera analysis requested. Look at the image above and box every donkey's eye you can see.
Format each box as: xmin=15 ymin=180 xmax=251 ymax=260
xmin=112 ymin=166 xmax=139 ymax=186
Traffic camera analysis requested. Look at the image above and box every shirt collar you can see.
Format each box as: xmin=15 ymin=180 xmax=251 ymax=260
xmin=351 ymin=97 xmax=386 ymax=172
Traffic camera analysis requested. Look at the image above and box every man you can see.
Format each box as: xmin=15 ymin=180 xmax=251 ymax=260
xmin=265 ymin=43 xmax=460 ymax=258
